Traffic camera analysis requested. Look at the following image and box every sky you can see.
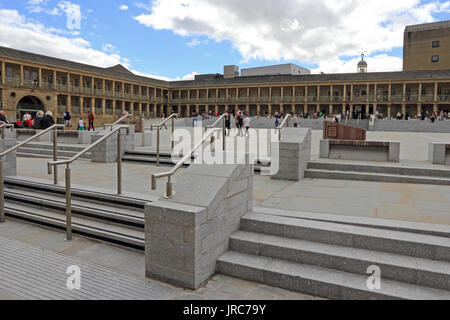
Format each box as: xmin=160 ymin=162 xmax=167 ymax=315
xmin=0 ymin=0 xmax=449 ymax=81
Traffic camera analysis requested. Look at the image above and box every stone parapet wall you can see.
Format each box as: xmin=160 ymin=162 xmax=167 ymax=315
xmin=145 ymin=153 xmax=253 ymax=289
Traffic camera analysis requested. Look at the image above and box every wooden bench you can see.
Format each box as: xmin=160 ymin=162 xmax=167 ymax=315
xmin=320 ymin=139 xmax=400 ymax=162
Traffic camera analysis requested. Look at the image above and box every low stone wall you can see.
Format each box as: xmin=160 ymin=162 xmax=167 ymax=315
xmin=271 ymin=128 xmax=312 ymax=181
xmin=145 ymin=152 xmax=253 ymax=289
xmin=320 ymin=139 xmax=400 ymax=162
xmin=177 ymin=117 xmax=450 ymax=133
xmin=428 ymin=143 xmax=450 ymax=165
xmin=15 ymin=129 xmax=52 ymax=142
xmin=0 ymin=138 xmax=17 ymax=176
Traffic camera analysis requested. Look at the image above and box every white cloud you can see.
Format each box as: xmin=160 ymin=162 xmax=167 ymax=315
xmin=119 ymin=5 xmax=129 ymax=11
xmin=134 ymin=0 xmax=450 ymax=73
xmin=132 ymin=69 xmax=198 ymax=81
xmin=0 ymin=9 xmax=129 ymax=69
xmin=187 ymin=38 xmax=208 ymax=48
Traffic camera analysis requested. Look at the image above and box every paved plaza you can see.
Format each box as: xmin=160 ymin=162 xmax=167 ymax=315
xmin=0 ymin=220 xmax=319 ymax=300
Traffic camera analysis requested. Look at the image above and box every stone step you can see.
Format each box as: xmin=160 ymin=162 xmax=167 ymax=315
xmin=17 ymin=147 xmax=91 ymax=159
xmin=4 ymin=202 xmax=145 ymax=251
xmin=304 ymin=168 xmax=450 ymax=185
xmin=253 ymin=207 xmax=450 ymax=238
xmin=18 ymin=142 xmax=88 ymax=152
xmin=216 ymin=251 xmax=450 ymax=300
xmin=241 ymin=213 xmax=450 ymax=261
xmin=5 ymin=188 xmax=144 ymax=231
xmin=4 ymin=176 xmax=152 ymax=211
xmin=229 ymin=230 xmax=450 ymax=291
xmin=308 ymin=161 xmax=450 ymax=178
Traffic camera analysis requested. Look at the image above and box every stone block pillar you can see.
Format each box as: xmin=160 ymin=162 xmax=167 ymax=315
xmin=271 ymin=128 xmax=312 ymax=181
xmin=90 ymin=125 xmax=135 ymax=163
xmin=145 ymin=153 xmax=253 ymax=289
xmin=0 ymin=138 xmax=17 ymax=176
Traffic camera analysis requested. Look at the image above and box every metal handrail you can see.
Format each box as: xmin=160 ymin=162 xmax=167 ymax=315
xmin=149 ymin=114 xmax=178 ymax=166
xmin=205 ymin=114 xmax=227 ymax=151
xmin=47 ymin=125 xmax=130 ymax=241
xmin=151 ymin=127 xmax=220 ymax=198
xmin=0 ymin=124 xmax=65 ymax=222
xmin=276 ymin=114 xmax=292 ymax=140
xmin=105 ymin=113 xmax=133 ymax=130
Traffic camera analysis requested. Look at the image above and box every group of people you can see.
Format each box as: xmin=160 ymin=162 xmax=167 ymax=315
xmin=0 ymin=109 xmax=97 ymax=131
xmin=0 ymin=111 xmax=56 ymax=129
xmin=63 ymin=110 xmax=96 ymax=131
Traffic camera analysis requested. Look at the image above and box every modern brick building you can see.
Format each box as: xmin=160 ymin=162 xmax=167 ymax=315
xmin=403 ymin=20 xmax=450 ymax=71
xmin=0 ymin=21 xmax=450 ymax=126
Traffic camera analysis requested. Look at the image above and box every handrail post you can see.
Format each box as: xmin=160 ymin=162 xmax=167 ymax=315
xmin=65 ymin=166 xmax=72 ymax=241
xmin=0 ymin=159 xmax=4 ymax=223
xmin=222 ymin=117 xmax=226 ymax=151
xmin=171 ymin=116 xmax=175 ymax=152
xmin=141 ymin=117 xmax=145 ymax=147
xmin=53 ymin=127 xmax=58 ymax=184
xmin=165 ymin=176 xmax=173 ymax=198
xmin=156 ymin=127 xmax=160 ymax=166
xmin=117 ymin=130 xmax=122 ymax=195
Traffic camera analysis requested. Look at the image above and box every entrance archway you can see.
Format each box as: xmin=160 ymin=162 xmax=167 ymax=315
xmin=16 ymin=95 xmax=45 ymax=119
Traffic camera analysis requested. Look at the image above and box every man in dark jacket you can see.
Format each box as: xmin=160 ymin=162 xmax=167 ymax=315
xmin=33 ymin=111 xmax=44 ymax=129
xmin=0 ymin=110 xmax=8 ymax=123
xmin=41 ymin=111 xmax=55 ymax=129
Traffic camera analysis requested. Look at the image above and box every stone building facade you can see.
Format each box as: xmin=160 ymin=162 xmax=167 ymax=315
xmin=0 ymin=45 xmax=450 ymax=127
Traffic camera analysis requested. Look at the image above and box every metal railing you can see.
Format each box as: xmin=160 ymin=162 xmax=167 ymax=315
xmin=151 ymin=127 xmax=220 ymax=198
xmin=0 ymin=122 xmax=14 ymax=139
xmin=47 ymin=125 xmax=130 ymax=240
xmin=105 ymin=113 xmax=133 ymax=131
xmin=276 ymin=114 xmax=292 ymax=140
xmin=205 ymin=114 xmax=227 ymax=151
xmin=150 ymin=114 xmax=177 ymax=166
xmin=0 ymin=124 xmax=65 ymax=222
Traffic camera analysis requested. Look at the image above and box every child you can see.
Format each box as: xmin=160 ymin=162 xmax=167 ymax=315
xmin=78 ymin=118 xmax=85 ymax=131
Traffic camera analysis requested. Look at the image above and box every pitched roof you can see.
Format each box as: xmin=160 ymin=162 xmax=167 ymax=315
xmin=0 ymin=46 xmax=168 ymax=87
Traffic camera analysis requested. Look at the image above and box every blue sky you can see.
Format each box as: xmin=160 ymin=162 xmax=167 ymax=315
xmin=0 ymin=0 xmax=449 ymax=80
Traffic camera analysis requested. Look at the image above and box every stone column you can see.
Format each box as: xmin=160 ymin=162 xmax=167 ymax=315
xmin=268 ymin=104 xmax=272 ymax=116
xmin=374 ymin=83 xmax=377 ymax=102
xmin=329 ymin=104 xmax=333 ymax=116
xmin=373 ymin=103 xmax=377 ymax=114
xmin=330 ymin=85 xmax=334 ymax=102
xmin=402 ymin=103 xmax=406 ymax=119
xmin=1 ymin=61 xmax=5 ymax=84
xmin=20 ymin=65 xmax=24 ymax=86
xmin=350 ymin=84 xmax=353 ymax=103
xmin=417 ymin=104 xmax=421 ymax=115
xmin=67 ymin=95 xmax=71 ymax=113
xmin=402 ymin=83 xmax=406 ymax=103
xmin=433 ymin=104 xmax=438 ymax=112
xmin=257 ymin=104 xmax=261 ymax=116
xmin=80 ymin=97 xmax=84 ymax=114
xmin=387 ymin=104 xmax=391 ymax=118
xmin=112 ymin=100 xmax=116 ymax=115
xmin=258 ymin=87 xmax=261 ymax=102
xmin=388 ymin=83 xmax=392 ymax=102
xmin=102 ymin=99 xmax=106 ymax=115
xmin=38 ymin=68 xmax=42 ymax=88
xmin=418 ymin=83 xmax=422 ymax=102
xmin=434 ymin=82 xmax=438 ymax=103
xmin=304 ymin=86 xmax=308 ymax=103
xmin=91 ymin=77 xmax=94 ymax=95
xmin=343 ymin=84 xmax=346 ymax=102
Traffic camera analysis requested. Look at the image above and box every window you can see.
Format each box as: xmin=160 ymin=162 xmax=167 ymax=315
xmin=432 ymin=55 xmax=439 ymax=62
xmin=432 ymin=41 xmax=440 ymax=48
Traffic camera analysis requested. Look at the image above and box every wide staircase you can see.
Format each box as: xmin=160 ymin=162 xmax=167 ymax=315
xmin=217 ymin=207 xmax=450 ymax=300
xmin=3 ymin=176 xmax=149 ymax=251
xmin=17 ymin=142 xmax=92 ymax=160
xmin=305 ymin=161 xmax=450 ymax=186
xmin=123 ymin=150 xmax=270 ymax=173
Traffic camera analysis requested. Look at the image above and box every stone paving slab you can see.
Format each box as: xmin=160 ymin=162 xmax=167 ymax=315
xmin=0 ymin=235 xmax=181 ymax=300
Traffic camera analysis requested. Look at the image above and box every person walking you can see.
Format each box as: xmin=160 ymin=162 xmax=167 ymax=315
xmin=225 ymin=111 xmax=231 ymax=136
xmin=64 ymin=109 xmax=72 ymax=129
xmin=88 ymin=111 xmax=95 ymax=131
xmin=78 ymin=117 xmax=86 ymax=131
xmin=235 ymin=111 xmax=244 ymax=137
xmin=0 ymin=110 xmax=8 ymax=124
xmin=293 ymin=114 xmax=299 ymax=128
xmin=244 ymin=114 xmax=251 ymax=137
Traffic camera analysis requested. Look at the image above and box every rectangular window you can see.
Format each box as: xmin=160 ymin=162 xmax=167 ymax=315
xmin=432 ymin=55 xmax=439 ymax=62
xmin=6 ymin=67 xmax=12 ymax=78
xmin=432 ymin=41 xmax=440 ymax=48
